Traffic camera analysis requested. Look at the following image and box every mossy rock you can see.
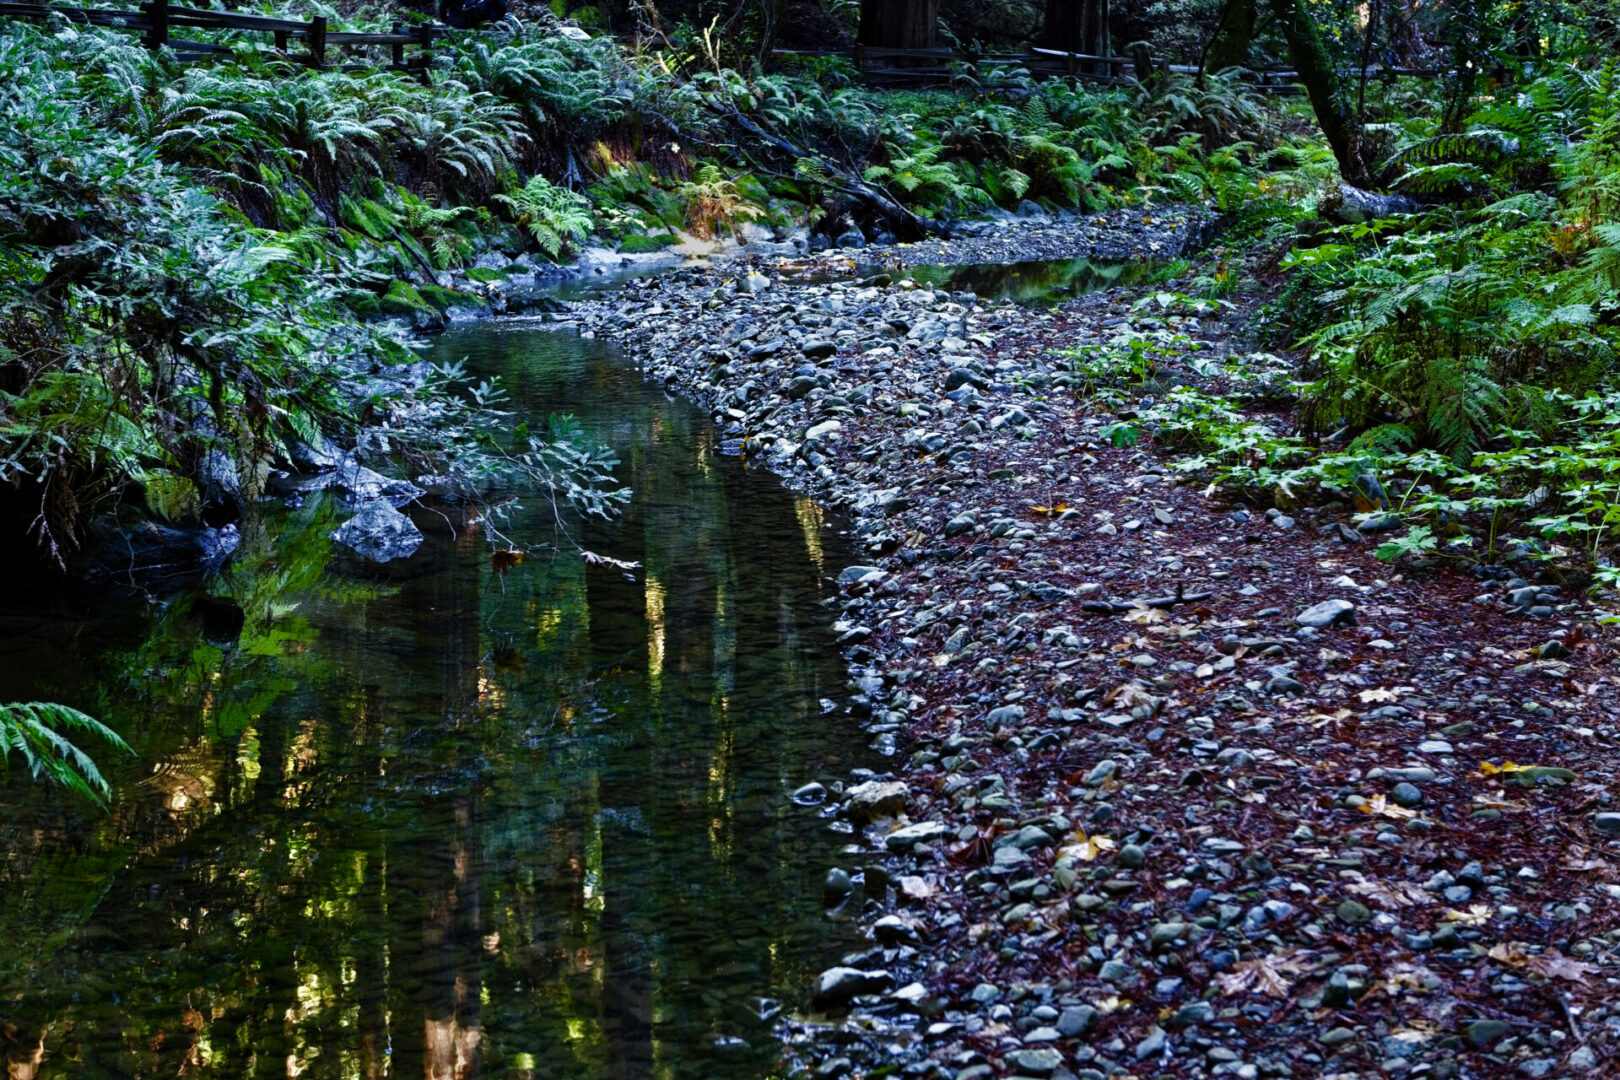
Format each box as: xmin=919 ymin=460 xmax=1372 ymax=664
xmin=417 ymin=283 xmax=475 ymax=311
xmin=379 ymin=279 xmax=434 ymax=316
xmin=618 ymin=232 xmax=679 ymax=254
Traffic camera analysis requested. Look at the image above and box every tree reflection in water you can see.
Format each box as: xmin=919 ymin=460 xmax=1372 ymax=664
xmin=0 ymin=325 xmax=870 ymax=1079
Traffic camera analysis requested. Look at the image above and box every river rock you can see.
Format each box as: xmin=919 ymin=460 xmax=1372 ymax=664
xmin=1296 ymin=598 xmax=1355 ymax=628
xmin=332 ymin=499 xmax=423 ymax=563
xmin=813 ymin=966 xmax=891 ymax=1007
xmin=846 ymin=780 xmax=908 ymax=823
xmin=885 ymin=820 xmax=949 ymax=851
xmin=1006 ymin=1048 xmax=1063 ymax=1076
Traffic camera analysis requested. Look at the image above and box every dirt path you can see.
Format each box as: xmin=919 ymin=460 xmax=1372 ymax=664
xmin=569 ymin=219 xmax=1620 ymax=1079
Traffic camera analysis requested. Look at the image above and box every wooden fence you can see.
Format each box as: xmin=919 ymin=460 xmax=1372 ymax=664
xmin=0 ymin=0 xmax=445 ymax=70
xmin=779 ymin=44 xmax=1439 ymax=91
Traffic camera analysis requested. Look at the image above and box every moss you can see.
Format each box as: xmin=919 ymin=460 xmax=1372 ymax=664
xmin=617 ymin=232 xmax=680 ymax=254
xmin=378 ymin=280 xmax=434 ymax=316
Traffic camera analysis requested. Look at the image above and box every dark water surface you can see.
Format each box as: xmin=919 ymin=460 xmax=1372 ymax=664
xmin=0 ymin=322 xmax=868 ymax=1078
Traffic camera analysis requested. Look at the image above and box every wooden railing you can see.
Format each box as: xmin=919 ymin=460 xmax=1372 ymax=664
xmin=777 ymin=44 xmax=1440 ymax=90
xmin=0 ymin=0 xmax=446 ymax=70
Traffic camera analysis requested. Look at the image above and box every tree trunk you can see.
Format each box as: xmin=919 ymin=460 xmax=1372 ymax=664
xmin=1204 ymin=0 xmax=1257 ymax=72
xmin=857 ymin=0 xmax=939 ymax=48
xmin=1268 ymin=0 xmax=1371 ymax=186
xmin=1042 ymin=0 xmax=1108 ymax=52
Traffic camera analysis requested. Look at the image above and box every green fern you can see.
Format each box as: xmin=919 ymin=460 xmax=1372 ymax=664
xmin=496 ymin=175 xmax=594 ymax=260
xmin=1 ymin=702 xmax=133 ymax=809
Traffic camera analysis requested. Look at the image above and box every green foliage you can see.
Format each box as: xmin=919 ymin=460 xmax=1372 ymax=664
xmin=675 ymin=164 xmax=764 ymax=238
xmin=0 ymin=702 xmax=132 ymax=808
xmin=496 ymin=175 xmax=594 ymax=259
xmin=864 ymin=141 xmax=974 ymax=217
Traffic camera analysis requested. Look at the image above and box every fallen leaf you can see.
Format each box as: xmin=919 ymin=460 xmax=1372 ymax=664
xmin=1214 ymin=952 xmax=1313 ymax=999
xmin=1348 ymin=878 xmax=1431 ymax=910
xmin=1527 ymin=951 xmax=1597 ymax=985
xmin=1059 ymin=831 xmax=1117 ymax=862
xmin=1440 ymin=904 xmax=1494 ymax=927
xmin=1359 ymin=794 xmax=1417 ymax=820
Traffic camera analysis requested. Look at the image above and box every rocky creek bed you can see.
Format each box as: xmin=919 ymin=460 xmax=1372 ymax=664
xmin=566 ymin=209 xmax=1620 ymax=1079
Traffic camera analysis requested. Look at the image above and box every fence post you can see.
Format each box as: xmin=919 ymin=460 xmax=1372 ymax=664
xmin=307 ymin=14 xmax=326 ymax=67
xmin=390 ymin=22 xmax=405 ymax=69
xmin=1129 ymin=41 xmax=1152 ymax=82
xmin=143 ymin=0 xmax=168 ymax=50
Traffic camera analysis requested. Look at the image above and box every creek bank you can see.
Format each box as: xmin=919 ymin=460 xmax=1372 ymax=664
xmin=567 ymin=215 xmax=1620 ymax=1078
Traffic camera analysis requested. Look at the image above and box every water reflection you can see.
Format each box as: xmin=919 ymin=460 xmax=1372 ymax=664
xmin=0 ymin=324 xmax=866 ymax=1078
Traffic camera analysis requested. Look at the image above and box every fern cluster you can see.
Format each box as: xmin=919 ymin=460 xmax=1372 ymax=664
xmin=495 ymin=174 xmax=594 ymax=259
xmin=0 ymin=702 xmax=132 ymax=808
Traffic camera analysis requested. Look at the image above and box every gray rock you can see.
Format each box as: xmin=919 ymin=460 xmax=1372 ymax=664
xmin=837 ymin=564 xmax=883 ymax=586
xmin=885 ymin=820 xmax=950 ymax=852
xmin=792 ymin=781 xmax=827 ymax=804
xmin=824 ymin=867 xmax=852 ymax=905
xmin=813 ymin=966 xmax=891 ymax=1006
xmin=331 ymin=499 xmax=423 ymax=563
xmin=1466 ymin=1019 xmax=1511 ymax=1047
xmin=1391 ymin=782 xmax=1424 ymax=807
xmin=944 ymin=512 xmax=977 ymax=537
xmin=1296 ymin=598 xmax=1355 ymax=628
xmin=846 ymin=779 xmax=908 ymax=822
xmin=1006 ymin=1048 xmax=1064 ymax=1076
xmin=1336 ymin=899 xmax=1372 ymax=926
xmin=1086 ymin=759 xmax=1118 ymax=786
xmin=1594 ymin=812 xmax=1620 ymax=836
xmin=1056 ymin=1005 xmax=1095 ymax=1036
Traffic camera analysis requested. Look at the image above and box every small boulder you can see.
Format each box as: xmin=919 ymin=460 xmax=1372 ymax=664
xmin=332 ymin=499 xmax=422 ymax=563
xmin=1296 ymin=598 xmax=1355 ymax=629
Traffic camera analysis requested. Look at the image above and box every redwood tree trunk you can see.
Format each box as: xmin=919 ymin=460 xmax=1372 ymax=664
xmin=1204 ymin=0 xmax=1257 ymax=72
xmin=1041 ymin=0 xmax=1110 ymax=66
xmin=858 ymin=0 xmax=940 ymax=48
xmin=1269 ymin=0 xmax=1371 ymax=186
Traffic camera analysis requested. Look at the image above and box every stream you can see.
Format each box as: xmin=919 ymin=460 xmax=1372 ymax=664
xmin=0 ymin=253 xmax=1138 ymax=1078
xmin=0 ymin=321 xmax=870 ymax=1078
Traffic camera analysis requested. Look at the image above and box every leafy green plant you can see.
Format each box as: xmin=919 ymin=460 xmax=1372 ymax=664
xmin=496 ymin=175 xmax=594 ymax=259
xmin=1 ymin=702 xmax=132 ymax=808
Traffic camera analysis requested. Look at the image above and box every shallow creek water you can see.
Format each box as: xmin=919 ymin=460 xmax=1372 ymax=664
xmin=0 ymin=322 xmax=870 ymax=1078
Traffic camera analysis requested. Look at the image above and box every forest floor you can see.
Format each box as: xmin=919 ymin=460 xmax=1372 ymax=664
xmin=569 ymin=212 xmax=1620 ymax=1080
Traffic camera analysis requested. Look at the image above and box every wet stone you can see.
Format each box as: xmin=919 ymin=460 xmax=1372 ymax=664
xmin=1391 ymin=782 xmax=1424 ymax=807
xmin=1006 ymin=1048 xmax=1064 ymax=1076
xmin=1295 ymin=598 xmax=1355 ymax=628
xmin=813 ymin=967 xmax=892 ymax=1007
xmin=1056 ymin=1006 xmax=1096 ymax=1036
